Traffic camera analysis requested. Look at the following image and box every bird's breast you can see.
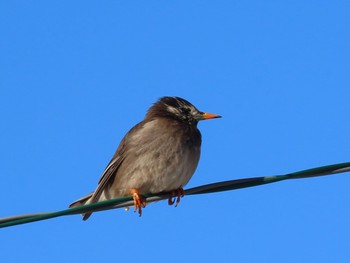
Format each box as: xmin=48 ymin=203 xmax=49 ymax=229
xmin=109 ymin=119 xmax=201 ymax=195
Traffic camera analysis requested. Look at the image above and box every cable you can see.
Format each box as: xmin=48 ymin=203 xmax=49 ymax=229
xmin=1 ymin=161 xmax=349 ymax=228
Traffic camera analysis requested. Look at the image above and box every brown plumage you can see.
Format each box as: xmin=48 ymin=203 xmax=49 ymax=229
xmin=69 ymin=96 xmax=221 ymax=220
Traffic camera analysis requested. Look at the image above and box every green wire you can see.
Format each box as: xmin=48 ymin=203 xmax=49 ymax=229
xmin=1 ymin=162 xmax=349 ymax=228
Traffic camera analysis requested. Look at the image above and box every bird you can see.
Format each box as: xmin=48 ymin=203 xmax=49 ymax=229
xmin=69 ymin=96 xmax=221 ymax=220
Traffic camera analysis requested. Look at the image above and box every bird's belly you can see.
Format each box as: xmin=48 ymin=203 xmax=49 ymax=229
xmin=109 ymin=145 xmax=200 ymax=196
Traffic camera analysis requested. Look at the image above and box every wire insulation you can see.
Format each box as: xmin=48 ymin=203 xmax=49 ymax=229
xmin=1 ymin=162 xmax=349 ymax=228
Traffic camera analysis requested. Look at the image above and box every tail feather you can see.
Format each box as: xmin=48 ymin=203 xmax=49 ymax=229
xmin=69 ymin=193 xmax=94 ymax=221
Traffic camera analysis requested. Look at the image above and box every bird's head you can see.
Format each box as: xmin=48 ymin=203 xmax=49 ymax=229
xmin=146 ymin=96 xmax=221 ymax=125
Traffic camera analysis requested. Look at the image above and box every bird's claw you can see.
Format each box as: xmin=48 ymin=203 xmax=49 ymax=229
xmin=130 ymin=188 xmax=146 ymax=217
xmin=168 ymin=187 xmax=185 ymax=207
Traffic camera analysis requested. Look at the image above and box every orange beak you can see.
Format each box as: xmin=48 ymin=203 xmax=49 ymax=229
xmin=202 ymin=112 xmax=222 ymax=120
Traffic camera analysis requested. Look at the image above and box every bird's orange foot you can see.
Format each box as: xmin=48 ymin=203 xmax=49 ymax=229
xmin=130 ymin=188 xmax=146 ymax=217
xmin=168 ymin=187 xmax=185 ymax=207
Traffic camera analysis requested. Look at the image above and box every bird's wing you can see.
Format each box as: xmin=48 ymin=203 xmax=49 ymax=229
xmin=76 ymin=146 xmax=127 ymax=220
xmin=88 ymin=121 xmax=144 ymax=204
xmin=88 ymin=142 xmax=127 ymax=204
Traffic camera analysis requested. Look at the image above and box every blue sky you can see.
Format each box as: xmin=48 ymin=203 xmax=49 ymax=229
xmin=1 ymin=1 xmax=350 ymax=262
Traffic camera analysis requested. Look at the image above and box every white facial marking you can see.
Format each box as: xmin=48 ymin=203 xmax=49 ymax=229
xmin=166 ymin=105 xmax=180 ymax=115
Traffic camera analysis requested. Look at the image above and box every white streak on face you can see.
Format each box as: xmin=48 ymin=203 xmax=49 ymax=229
xmin=166 ymin=105 xmax=180 ymax=115
xmin=189 ymin=106 xmax=198 ymax=116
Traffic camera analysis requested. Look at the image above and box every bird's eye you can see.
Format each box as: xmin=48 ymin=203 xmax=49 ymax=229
xmin=181 ymin=107 xmax=191 ymax=115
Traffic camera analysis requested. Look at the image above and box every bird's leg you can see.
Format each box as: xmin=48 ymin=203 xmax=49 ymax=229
xmin=130 ymin=188 xmax=146 ymax=217
xmin=168 ymin=187 xmax=185 ymax=207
